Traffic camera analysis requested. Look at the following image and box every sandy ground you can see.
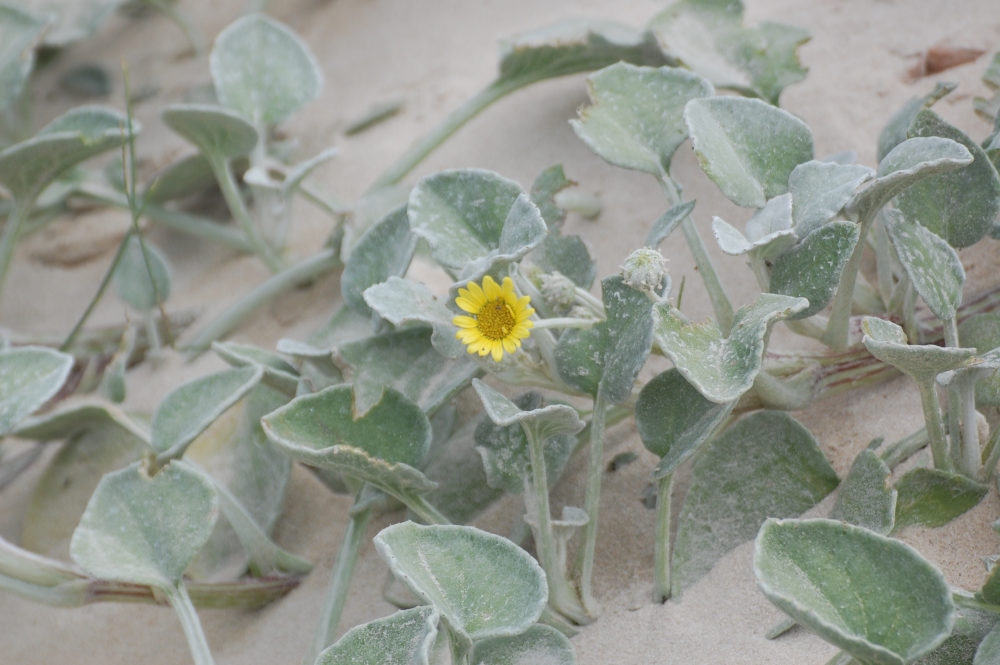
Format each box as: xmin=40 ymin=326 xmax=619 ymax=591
xmin=3 ymin=0 xmax=1000 ymax=663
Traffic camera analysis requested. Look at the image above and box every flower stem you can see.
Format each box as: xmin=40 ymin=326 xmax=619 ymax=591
xmin=652 ymin=471 xmax=673 ymax=603
xmin=916 ymin=378 xmax=952 ymax=472
xmin=164 ymin=583 xmax=216 ymax=665
xmin=209 ymin=155 xmax=284 ymax=273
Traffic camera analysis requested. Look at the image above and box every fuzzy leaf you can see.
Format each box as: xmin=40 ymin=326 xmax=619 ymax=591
xmin=161 ymin=103 xmax=259 ymax=160
xmin=877 ymin=82 xmax=956 ymax=162
xmin=316 ymin=606 xmax=439 ymax=665
xmin=598 ymin=276 xmax=655 ymax=403
xmin=0 ymin=5 xmax=46 ymax=110
xmin=342 ymin=207 xmax=417 ymax=317
xmin=374 ymin=522 xmax=547 ymax=641
xmin=893 ymin=468 xmax=988 ymax=530
xmin=646 ymin=200 xmax=696 ymax=248
xmin=70 ymin=461 xmax=218 ymax=589
xmin=530 ymin=164 xmax=571 ymax=228
xmin=754 ymin=518 xmax=955 ymax=665
xmin=212 ymin=341 xmax=300 ymax=396
xmin=862 ymin=317 xmax=976 ymax=383
xmin=534 ymin=233 xmax=596 ymax=289
xmin=571 ymin=62 xmax=712 ymax=176
xmin=363 ymin=276 xmax=464 ymax=358
xmin=788 ymin=160 xmax=873 ymax=237
xmin=23 ymin=0 xmax=125 ymax=47
xmin=470 ymin=624 xmax=576 ymax=665
xmin=830 ymin=449 xmax=896 ymax=535
xmin=975 ymin=624 xmax=1000 ymax=665
xmin=210 ymin=13 xmax=322 ymax=127
xmin=653 ymin=293 xmax=808 ymax=402
xmin=957 ymin=313 xmax=1000 ymax=406
xmin=685 ymin=97 xmax=813 ymax=208
xmin=712 ymin=194 xmax=796 ymax=257
xmin=0 ymin=347 xmax=73 ymax=436
xmin=113 ymin=236 xmax=172 ymax=312
xmin=13 ymin=397 xmax=150 ymax=444
xmin=885 ymin=214 xmax=964 ymax=322
xmin=769 ymin=221 xmax=860 ymax=319
xmin=673 ymin=412 xmax=838 ymax=594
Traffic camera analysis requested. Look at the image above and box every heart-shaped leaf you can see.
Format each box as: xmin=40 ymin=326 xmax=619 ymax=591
xmin=885 ymin=213 xmax=964 ymax=322
xmin=685 ymin=97 xmax=813 ymax=208
xmin=635 ymin=368 xmax=734 ymax=479
xmin=787 ymin=160 xmax=873 ymax=237
xmin=893 ymin=467 xmax=988 ymax=530
xmin=210 ymin=13 xmax=322 ymax=127
xmin=470 ymin=624 xmax=576 ymax=665
xmin=862 ymin=317 xmax=976 ymax=383
xmin=571 ymin=62 xmax=712 ymax=177
xmin=653 ymin=293 xmax=808 ymax=402
xmin=151 ymin=365 xmax=263 ymax=461
xmin=161 ymin=103 xmax=259 ymax=161
xmin=341 ymin=207 xmax=416 ymax=317
xmin=374 ymin=522 xmax=547 ymax=641
xmin=649 ymin=0 xmax=809 ymax=104
xmin=0 ymin=6 xmax=46 ymax=110
xmin=769 ymin=221 xmax=860 ymax=319
xmin=113 ymin=236 xmax=172 ymax=312
xmin=316 ymin=606 xmax=439 ymax=665
xmin=830 ymin=449 xmax=896 ymax=535
xmin=0 ymin=346 xmax=73 ymax=436
xmin=70 ymin=461 xmax=218 ymax=589
xmin=362 ymin=277 xmax=464 ymax=358
xmin=673 ymin=411 xmax=838 ymax=593
xmin=754 ymin=518 xmax=955 ymax=665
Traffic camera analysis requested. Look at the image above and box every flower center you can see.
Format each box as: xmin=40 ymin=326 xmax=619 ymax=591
xmin=477 ymin=299 xmax=516 ymax=340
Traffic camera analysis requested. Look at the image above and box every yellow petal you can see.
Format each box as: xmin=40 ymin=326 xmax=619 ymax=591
xmin=455 ymin=297 xmax=479 ymax=313
xmin=453 ymin=315 xmax=478 ymax=328
xmin=491 ymin=344 xmax=504 ymax=362
xmin=502 ymin=338 xmax=516 ymax=353
xmin=483 ymin=275 xmax=501 ymax=300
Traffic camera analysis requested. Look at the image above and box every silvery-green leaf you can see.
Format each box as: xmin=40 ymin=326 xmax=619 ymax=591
xmin=161 ymin=103 xmax=259 ymax=160
xmin=916 ymin=607 xmax=999 ymax=665
xmin=754 ymin=518 xmax=954 ymax=665
xmin=685 ymin=97 xmax=813 ymax=208
xmin=374 ymin=522 xmax=547 ymax=641
xmin=981 ymin=559 xmax=1000 ymax=606
xmin=653 ymin=293 xmax=808 ymax=403
xmin=957 ymin=313 xmax=1000 ymax=406
xmin=210 ymin=13 xmax=322 ymax=127
xmin=342 ymin=207 xmax=416 ymax=316
xmin=788 ymin=161 xmax=874 ymax=236
xmin=597 ymin=276 xmax=655 ymax=403
xmin=893 ymin=468 xmax=988 ymax=530
xmin=22 ymin=0 xmax=124 ymax=47
xmin=570 ymin=62 xmax=713 ymax=176
xmin=862 ymin=317 xmax=976 ymax=383
xmin=408 ymin=169 xmax=545 ymax=278
xmin=113 ymin=236 xmax=172 ymax=312
xmin=337 ymin=328 xmax=477 ymax=416
xmin=261 ymin=385 xmax=435 ymax=495
xmin=646 ymin=200 xmax=695 ymax=248
xmin=746 ymin=193 xmax=795 ymax=242
xmin=0 ymin=106 xmax=132 ymax=203
xmin=423 ymin=409 xmax=503 ymax=524
xmin=713 ymin=195 xmax=797 ymax=257
xmin=0 ymin=5 xmax=46 ymax=110
xmin=877 ymin=82 xmax=955 ymax=162
xmin=635 ymin=368 xmax=734 ymax=478
xmin=530 ymin=164 xmax=571 ymax=228
xmin=975 ymin=624 xmax=1000 ymax=665
xmin=885 ymin=215 xmax=964 ymax=322
xmin=770 ymin=221 xmax=860 ymax=319
xmin=496 ymin=20 xmax=668 ymax=88
xmin=473 ymin=383 xmax=581 ymax=494
xmin=897 ymin=110 xmax=1000 ymax=248
xmin=212 ymin=341 xmax=300 ymax=397
xmin=534 ymin=232 xmax=596 ymax=289
xmin=13 ymin=396 xmax=149 ymax=444
xmin=673 ymin=411 xmax=838 ymax=594
xmin=143 ymin=153 xmax=217 ymax=204
xmin=470 ymin=624 xmax=576 ymax=665
xmin=70 ymin=461 xmax=218 ymax=588
xmin=0 ymin=346 xmax=73 ymax=436
xmin=151 ymin=365 xmax=263 ymax=460
xmin=830 ymin=449 xmax=896 ymax=535
xmin=553 ymin=324 xmax=604 ymax=398
xmin=849 ymin=137 xmax=972 ymax=225
xmin=316 ymin=606 xmax=439 ymax=665
xmin=649 ymin=0 xmax=809 ymax=104
xmin=362 ymin=277 xmax=463 ymax=358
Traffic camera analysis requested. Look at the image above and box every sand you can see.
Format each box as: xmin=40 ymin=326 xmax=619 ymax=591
xmin=2 ymin=0 xmax=1000 ymax=663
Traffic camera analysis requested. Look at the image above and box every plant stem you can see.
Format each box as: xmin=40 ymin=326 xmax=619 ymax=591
xmin=398 ymin=491 xmax=452 ymax=526
xmin=880 ymin=428 xmax=928 ymax=469
xmin=183 ymin=247 xmax=342 ymax=353
xmin=210 ymin=156 xmax=284 ymax=273
xmin=0 ymin=200 xmax=29 ymax=303
xmin=304 ymin=503 xmax=372 ymax=665
xmin=164 ymin=583 xmax=216 ymax=665
xmin=652 ymin=472 xmax=673 ymax=603
xmin=957 ymin=378 xmax=981 ymax=478
xmin=573 ymin=392 xmax=606 ymax=617
xmin=916 ymin=379 xmax=952 ymax=472
xmin=980 ymin=424 xmax=1000 ymax=482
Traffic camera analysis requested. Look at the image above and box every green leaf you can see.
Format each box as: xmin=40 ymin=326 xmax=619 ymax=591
xmin=534 ymin=233 xmax=596 ymax=289
xmin=635 ymin=368 xmax=734 ymax=478
xmin=0 ymin=346 xmax=73 ymax=436
xmin=0 ymin=5 xmax=46 ymax=110
xmin=408 ymin=169 xmax=546 ymax=280
xmin=113 ymin=236 xmax=172 ymax=312
xmin=975 ymin=624 xmax=1000 ymax=665
xmin=151 ymin=366 xmax=263 ymax=460
xmin=916 ymin=607 xmax=999 ymax=665
xmin=143 ymin=153 xmax=217 ymax=205
xmin=70 ymin=461 xmax=218 ymax=588
xmin=685 ymin=97 xmax=813 ymax=208
xmin=598 ymin=276 xmax=655 ymax=403
xmin=885 ymin=214 xmax=964 ymax=322
xmin=13 ymin=396 xmax=150 ymax=444
xmin=470 ymin=624 xmax=576 ymax=665
xmin=673 ymin=412 xmax=838 ymax=594
xmin=22 ymin=0 xmax=125 ymax=47
xmin=898 ymin=109 xmax=1000 ymax=249
xmin=957 ymin=313 xmax=1000 ymax=406
xmin=877 ymin=82 xmax=956 ymax=163
xmin=341 ymin=207 xmax=416 ymax=317
xmin=0 ymin=105 xmax=132 ymax=203
xmin=653 ymin=293 xmax=808 ymax=402
xmin=754 ymin=518 xmax=955 ymax=665
xmin=161 ymin=103 xmax=259 ymax=160
xmin=770 ymin=221 xmax=860 ymax=319
xmin=362 ymin=276 xmax=464 ymax=358
xmin=316 ymin=606 xmax=439 ymax=665
xmin=712 ymin=194 xmax=796 ymax=257
xmin=530 ymin=164 xmax=572 ymax=229
xmin=570 ymin=62 xmax=712 ymax=177
xmin=212 ymin=341 xmax=300 ymax=397
xmin=830 ymin=449 xmax=896 ymax=535
xmin=374 ymin=522 xmax=547 ymax=641
xmin=646 ymin=200 xmax=696 ymax=248
xmin=893 ymin=468 xmax=988 ymax=530
xmin=260 ymin=385 xmax=435 ymax=495
xmin=495 ymin=20 xmax=668 ymax=88
xmin=210 ymin=13 xmax=322 ymax=127
xmin=649 ymin=0 xmax=809 ymax=104
xmin=862 ymin=317 xmax=976 ymax=383
xmin=787 ymin=160 xmax=873 ymax=237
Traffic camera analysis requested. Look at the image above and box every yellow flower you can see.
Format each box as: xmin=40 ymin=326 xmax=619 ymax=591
xmin=453 ymin=275 xmax=534 ymax=362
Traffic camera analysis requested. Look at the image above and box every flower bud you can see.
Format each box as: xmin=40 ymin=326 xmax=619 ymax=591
xmin=620 ymin=248 xmax=667 ymax=293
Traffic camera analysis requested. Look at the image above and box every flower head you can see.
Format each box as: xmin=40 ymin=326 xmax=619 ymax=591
xmin=453 ymin=275 xmax=534 ymax=362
